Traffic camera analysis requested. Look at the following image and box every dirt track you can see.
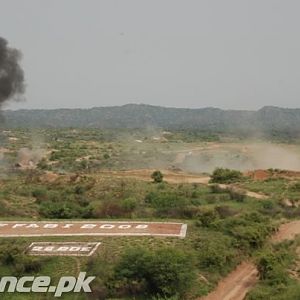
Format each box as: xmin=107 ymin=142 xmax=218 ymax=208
xmin=99 ymin=169 xmax=267 ymax=199
xmin=99 ymin=169 xmax=211 ymax=184
xmin=217 ymin=184 xmax=268 ymax=199
xmin=201 ymin=262 xmax=258 ymax=300
xmin=201 ymin=220 xmax=300 ymax=300
xmin=272 ymin=220 xmax=300 ymax=242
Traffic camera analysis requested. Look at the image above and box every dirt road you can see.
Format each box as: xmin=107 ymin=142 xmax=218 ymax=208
xmin=272 ymin=220 xmax=300 ymax=242
xmin=99 ymin=169 xmax=211 ymax=184
xmin=217 ymin=184 xmax=268 ymax=199
xmin=200 ymin=220 xmax=300 ymax=300
xmin=201 ymin=262 xmax=258 ymax=300
xmin=99 ymin=169 xmax=268 ymax=199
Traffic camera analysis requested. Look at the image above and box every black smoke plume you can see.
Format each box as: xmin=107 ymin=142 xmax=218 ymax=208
xmin=0 ymin=37 xmax=25 ymax=107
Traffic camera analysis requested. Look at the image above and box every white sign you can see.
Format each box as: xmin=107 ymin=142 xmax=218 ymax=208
xmin=27 ymin=242 xmax=101 ymax=256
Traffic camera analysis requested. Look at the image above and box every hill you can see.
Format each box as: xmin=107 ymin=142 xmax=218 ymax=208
xmin=3 ymin=104 xmax=300 ymax=138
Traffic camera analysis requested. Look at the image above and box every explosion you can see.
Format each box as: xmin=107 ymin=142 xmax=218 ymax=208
xmin=0 ymin=36 xmax=25 ymax=108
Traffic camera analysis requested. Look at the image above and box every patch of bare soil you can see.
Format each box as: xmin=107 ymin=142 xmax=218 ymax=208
xmin=272 ymin=220 xmax=300 ymax=242
xmin=99 ymin=169 xmax=211 ymax=184
xmin=39 ymin=171 xmax=59 ymax=183
xmin=215 ymin=184 xmax=268 ymax=200
xmin=200 ymin=262 xmax=258 ymax=300
xmin=246 ymin=169 xmax=300 ymax=181
xmin=245 ymin=169 xmax=270 ymax=181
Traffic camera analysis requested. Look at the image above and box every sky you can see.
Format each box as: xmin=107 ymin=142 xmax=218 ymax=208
xmin=1 ymin=0 xmax=300 ymax=110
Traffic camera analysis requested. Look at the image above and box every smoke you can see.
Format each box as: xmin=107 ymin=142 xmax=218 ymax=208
xmin=16 ymin=147 xmax=45 ymax=169
xmin=0 ymin=37 xmax=25 ymax=108
xmin=181 ymin=143 xmax=300 ymax=173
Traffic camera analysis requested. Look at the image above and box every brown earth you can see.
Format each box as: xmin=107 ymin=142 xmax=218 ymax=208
xmin=246 ymin=169 xmax=300 ymax=181
xmin=99 ymin=169 xmax=211 ymax=184
xmin=245 ymin=169 xmax=270 ymax=181
xmin=272 ymin=220 xmax=300 ymax=242
xmin=201 ymin=262 xmax=258 ymax=300
xmin=39 ymin=171 xmax=59 ymax=183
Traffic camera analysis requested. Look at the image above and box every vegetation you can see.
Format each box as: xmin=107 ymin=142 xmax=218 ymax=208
xmin=247 ymin=240 xmax=300 ymax=300
xmin=3 ymin=104 xmax=300 ymax=141
xmin=151 ymin=170 xmax=164 ymax=183
xmin=0 ymin=128 xmax=300 ymax=299
xmin=210 ymin=168 xmax=244 ymax=184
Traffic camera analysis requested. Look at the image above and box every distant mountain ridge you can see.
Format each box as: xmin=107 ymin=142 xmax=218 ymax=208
xmin=2 ymin=104 xmax=300 ymax=137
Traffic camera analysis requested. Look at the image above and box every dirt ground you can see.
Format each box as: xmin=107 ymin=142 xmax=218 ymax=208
xmin=200 ymin=220 xmax=300 ymax=300
xmin=201 ymin=262 xmax=258 ymax=300
xmin=99 ymin=169 xmax=211 ymax=184
xmin=272 ymin=220 xmax=300 ymax=242
xmin=99 ymin=169 xmax=268 ymax=200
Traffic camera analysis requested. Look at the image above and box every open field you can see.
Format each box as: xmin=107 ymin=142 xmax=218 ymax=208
xmin=0 ymin=128 xmax=300 ymax=299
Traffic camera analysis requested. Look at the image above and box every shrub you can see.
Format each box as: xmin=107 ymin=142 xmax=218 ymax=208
xmin=93 ymin=201 xmax=125 ymax=218
xmin=210 ymin=168 xmax=243 ymax=184
xmin=32 ymin=187 xmax=48 ymax=201
xmin=193 ymin=233 xmax=236 ymax=271
xmin=121 ymin=197 xmax=137 ymax=212
xmin=289 ymin=182 xmax=300 ymax=192
xmin=145 ymin=191 xmax=186 ymax=216
xmin=210 ymin=184 xmax=225 ymax=193
xmin=39 ymin=201 xmax=83 ymax=218
xmin=115 ymin=247 xmax=196 ymax=298
xmin=197 ymin=208 xmax=219 ymax=227
xmin=228 ymin=187 xmax=246 ymax=202
xmin=215 ymin=205 xmax=238 ymax=218
xmin=256 ymin=245 xmax=293 ymax=285
xmin=151 ymin=171 xmax=164 ymax=183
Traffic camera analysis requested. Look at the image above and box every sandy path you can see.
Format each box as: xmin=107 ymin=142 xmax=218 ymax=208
xmin=217 ymin=184 xmax=268 ymax=199
xmin=200 ymin=220 xmax=300 ymax=300
xmin=272 ymin=220 xmax=300 ymax=242
xmin=201 ymin=262 xmax=258 ymax=300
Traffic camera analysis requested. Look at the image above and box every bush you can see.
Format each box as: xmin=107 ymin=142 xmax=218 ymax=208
xmin=256 ymin=244 xmax=294 ymax=284
xmin=121 ymin=197 xmax=138 ymax=212
xmin=39 ymin=201 xmax=83 ymax=218
xmin=210 ymin=168 xmax=243 ymax=184
xmin=228 ymin=187 xmax=246 ymax=202
xmin=289 ymin=182 xmax=300 ymax=192
xmin=32 ymin=187 xmax=48 ymax=202
xmin=92 ymin=201 xmax=125 ymax=218
xmin=213 ymin=212 xmax=275 ymax=251
xmin=151 ymin=171 xmax=164 ymax=183
xmin=197 ymin=208 xmax=219 ymax=227
xmin=145 ymin=191 xmax=187 ymax=216
xmin=210 ymin=184 xmax=225 ymax=193
xmin=193 ymin=233 xmax=236 ymax=271
xmin=115 ymin=247 xmax=196 ymax=298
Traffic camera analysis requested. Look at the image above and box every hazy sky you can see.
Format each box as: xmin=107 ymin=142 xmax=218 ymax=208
xmin=1 ymin=0 xmax=300 ymax=110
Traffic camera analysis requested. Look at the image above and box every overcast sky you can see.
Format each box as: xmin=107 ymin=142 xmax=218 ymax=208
xmin=1 ymin=0 xmax=300 ymax=110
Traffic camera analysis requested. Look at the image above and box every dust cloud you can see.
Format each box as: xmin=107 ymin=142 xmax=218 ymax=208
xmin=181 ymin=143 xmax=300 ymax=173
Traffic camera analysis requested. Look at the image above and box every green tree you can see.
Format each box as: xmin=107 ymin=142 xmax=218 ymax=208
xmin=151 ymin=170 xmax=164 ymax=183
xmin=115 ymin=247 xmax=196 ymax=298
xmin=210 ymin=168 xmax=243 ymax=184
